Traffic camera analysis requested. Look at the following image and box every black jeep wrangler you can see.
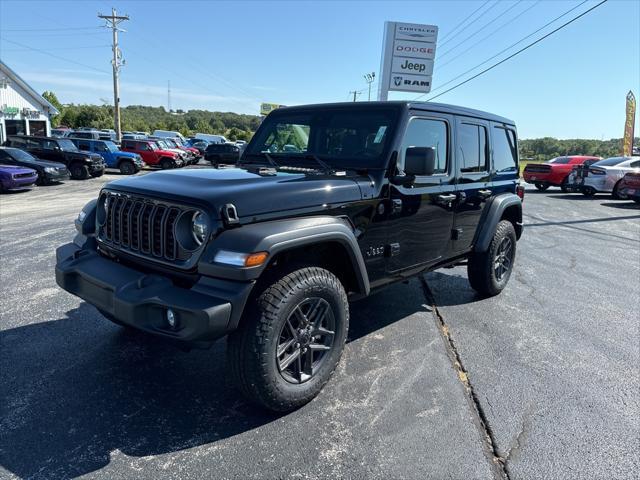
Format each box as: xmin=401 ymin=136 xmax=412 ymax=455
xmin=55 ymin=102 xmax=523 ymax=411
xmin=6 ymin=135 xmax=106 ymax=179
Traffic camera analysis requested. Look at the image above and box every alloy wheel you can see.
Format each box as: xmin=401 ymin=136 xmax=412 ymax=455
xmin=494 ymin=237 xmax=513 ymax=281
xmin=276 ymin=297 xmax=335 ymax=384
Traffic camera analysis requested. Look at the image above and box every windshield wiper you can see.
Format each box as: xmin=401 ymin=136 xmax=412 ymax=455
xmin=304 ymin=154 xmax=334 ymax=174
xmin=242 ymin=152 xmax=280 ymax=168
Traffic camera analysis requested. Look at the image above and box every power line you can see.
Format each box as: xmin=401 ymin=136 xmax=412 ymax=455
xmin=417 ymin=0 xmax=607 ymax=102
xmin=0 ymin=37 xmax=109 ymax=74
xmin=425 ymin=0 xmax=589 ymax=97
xmin=1 ymin=26 xmax=104 ymax=32
xmin=437 ymin=1 xmax=523 ymax=59
xmin=436 ymin=0 xmax=542 ymax=70
xmin=1 ymin=44 xmax=111 ymax=52
xmin=439 ymin=1 xmax=500 ymax=48
xmin=438 ymin=0 xmax=492 ymax=43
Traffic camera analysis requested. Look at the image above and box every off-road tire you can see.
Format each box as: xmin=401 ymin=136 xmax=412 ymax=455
xmin=70 ymin=163 xmax=89 ymax=180
xmin=467 ymin=220 xmax=516 ymax=297
xmin=534 ymin=182 xmax=549 ymax=191
xmin=90 ymin=170 xmax=104 ymax=178
xmin=160 ymin=158 xmax=173 ymax=170
xmin=227 ymin=267 xmax=349 ymax=412
xmin=119 ymin=160 xmax=136 ymax=175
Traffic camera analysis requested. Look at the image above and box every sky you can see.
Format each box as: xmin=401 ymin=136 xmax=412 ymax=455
xmin=0 ymin=0 xmax=638 ymax=139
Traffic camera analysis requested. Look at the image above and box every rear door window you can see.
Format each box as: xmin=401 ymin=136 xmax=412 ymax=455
xmin=492 ymin=126 xmax=518 ymax=173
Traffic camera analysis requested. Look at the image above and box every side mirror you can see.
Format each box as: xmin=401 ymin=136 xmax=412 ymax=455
xmin=404 ymin=147 xmax=436 ymax=176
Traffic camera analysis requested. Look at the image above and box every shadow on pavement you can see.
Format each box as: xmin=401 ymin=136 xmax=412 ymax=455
xmin=599 ymin=201 xmax=640 ymax=210
xmin=525 ymin=213 xmax=640 ymax=227
xmin=0 ymin=282 xmax=430 ymax=479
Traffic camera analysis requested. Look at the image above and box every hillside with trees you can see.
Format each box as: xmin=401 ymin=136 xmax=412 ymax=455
xmin=43 ymin=92 xmax=637 ymax=153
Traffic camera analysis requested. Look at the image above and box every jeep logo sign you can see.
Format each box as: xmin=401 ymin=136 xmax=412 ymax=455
xmin=378 ymin=21 xmax=438 ymax=99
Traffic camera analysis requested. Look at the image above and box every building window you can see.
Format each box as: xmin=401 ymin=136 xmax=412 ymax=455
xmin=5 ymin=119 xmax=26 ymax=136
xmin=29 ymin=120 xmax=46 ymax=136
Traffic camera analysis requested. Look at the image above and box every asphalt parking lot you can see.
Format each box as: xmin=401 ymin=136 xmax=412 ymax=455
xmin=1 ymin=170 xmax=639 ymax=480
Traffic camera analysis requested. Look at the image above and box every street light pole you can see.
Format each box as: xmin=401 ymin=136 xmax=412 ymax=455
xmin=364 ymin=72 xmax=376 ymax=101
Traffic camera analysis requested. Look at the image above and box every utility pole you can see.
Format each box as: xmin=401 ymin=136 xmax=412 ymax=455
xmin=349 ymin=90 xmax=361 ymax=102
xmin=98 ymin=8 xmax=129 ymax=141
xmin=167 ymin=80 xmax=171 ymax=112
xmin=364 ymin=72 xmax=375 ymax=101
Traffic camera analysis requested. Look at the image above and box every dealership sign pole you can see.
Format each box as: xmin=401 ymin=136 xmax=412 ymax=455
xmin=378 ymin=22 xmax=438 ymax=101
xmin=621 ymin=90 xmax=636 ymax=156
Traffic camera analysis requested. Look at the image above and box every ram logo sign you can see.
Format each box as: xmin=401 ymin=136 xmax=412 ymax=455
xmin=378 ymin=21 xmax=438 ymax=99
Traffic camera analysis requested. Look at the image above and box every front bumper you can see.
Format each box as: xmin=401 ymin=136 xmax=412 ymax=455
xmin=90 ymin=162 xmax=106 ymax=173
xmin=45 ymin=171 xmax=71 ymax=182
xmin=55 ymin=242 xmax=254 ymax=344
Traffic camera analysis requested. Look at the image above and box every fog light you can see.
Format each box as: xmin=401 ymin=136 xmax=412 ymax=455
xmin=166 ymin=309 xmax=177 ymax=328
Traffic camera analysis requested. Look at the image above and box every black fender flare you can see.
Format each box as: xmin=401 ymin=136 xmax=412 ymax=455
xmin=473 ymin=193 xmax=522 ymax=252
xmin=198 ymin=216 xmax=370 ymax=295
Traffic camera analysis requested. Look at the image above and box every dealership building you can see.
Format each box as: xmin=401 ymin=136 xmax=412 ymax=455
xmin=0 ymin=61 xmax=59 ymax=144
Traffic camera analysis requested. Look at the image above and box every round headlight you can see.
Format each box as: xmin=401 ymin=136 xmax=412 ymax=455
xmin=191 ymin=211 xmax=207 ymax=245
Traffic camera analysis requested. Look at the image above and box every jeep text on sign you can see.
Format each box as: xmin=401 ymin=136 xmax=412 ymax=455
xmin=378 ymin=21 xmax=438 ymax=99
xmin=391 ymin=57 xmax=434 ymax=76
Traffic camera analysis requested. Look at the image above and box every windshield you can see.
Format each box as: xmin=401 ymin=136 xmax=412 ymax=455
xmin=7 ymin=148 xmax=37 ymax=162
xmin=148 ymin=142 xmax=159 ymax=151
xmin=58 ymin=139 xmax=78 ymax=152
xmin=155 ymin=140 xmax=168 ymax=149
xmin=245 ymin=107 xmax=399 ymax=169
xmin=594 ymin=157 xmax=628 ymax=167
xmin=104 ymin=141 xmax=119 ymax=152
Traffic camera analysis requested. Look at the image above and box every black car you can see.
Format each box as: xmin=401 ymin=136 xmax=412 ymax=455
xmin=0 ymin=147 xmax=70 ymax=185
xmin=56 ymin=101 xmax=523 ymax=412
xmin=204 ymin=142 xmax=240 ymax=166
xmin=5 ymin=135 xmax=105 ymax=180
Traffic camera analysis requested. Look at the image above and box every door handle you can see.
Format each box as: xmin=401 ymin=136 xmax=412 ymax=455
xmin=437 ymin=193 xmax=457 ymax=202
xmin=478 ymin=189 xmax=492 ymax=199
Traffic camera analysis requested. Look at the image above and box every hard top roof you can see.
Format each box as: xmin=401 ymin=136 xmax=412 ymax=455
xmin=273 ymin=101 xmax=515 ymax=126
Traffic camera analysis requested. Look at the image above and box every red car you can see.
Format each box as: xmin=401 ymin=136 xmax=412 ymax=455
xmin=523 ymin=155 xmax=601 ymax=192
xmin=120 ymin=139 xmax=183 ymax=169
xmin=617 ymin=172 xmax=640 ymax=203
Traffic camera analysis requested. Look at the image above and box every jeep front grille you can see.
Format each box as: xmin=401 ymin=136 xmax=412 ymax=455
xmin=97 ymin=191 xmax=197 ymax=265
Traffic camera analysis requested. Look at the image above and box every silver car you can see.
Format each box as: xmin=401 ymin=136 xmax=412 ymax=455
xmin=571 ymin=156 xmax=640 ymax=197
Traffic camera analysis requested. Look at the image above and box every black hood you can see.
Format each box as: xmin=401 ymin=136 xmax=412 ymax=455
xmin=106 ymin=167 xmax=366 ymax=218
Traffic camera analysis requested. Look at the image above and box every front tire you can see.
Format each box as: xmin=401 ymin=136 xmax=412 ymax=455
xmin=467 ymin=220 xmax=516 ymax=297
xmin=612 ymin=180 xmax=622 ymax=200
xmin=160 ymin=158 xmax=173 ymax=170
xmin=534 ymin=182 xmax=549 ymax=191
xmin=119 ymin=160 xmax=136 ymax=175
xmin=70 ymin=163 xmax=89 ymax=180
xmin=227 ymin=267 xmax=349 ymax=412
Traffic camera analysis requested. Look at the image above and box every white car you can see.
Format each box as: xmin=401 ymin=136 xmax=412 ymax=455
xmin=578 ymin=156 xmax=640 ymax=197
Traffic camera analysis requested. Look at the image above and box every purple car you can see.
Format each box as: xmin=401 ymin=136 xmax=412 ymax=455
xmin=0 ymin=164 xmax=38 ymax=192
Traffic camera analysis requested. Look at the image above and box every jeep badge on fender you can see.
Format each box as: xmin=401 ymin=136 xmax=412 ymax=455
xmin=56 ymin=101 xmax=523 ymax=412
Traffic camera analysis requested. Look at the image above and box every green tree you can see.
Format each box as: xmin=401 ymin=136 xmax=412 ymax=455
xmin=42 ymin=90 xmax=63 ymax=126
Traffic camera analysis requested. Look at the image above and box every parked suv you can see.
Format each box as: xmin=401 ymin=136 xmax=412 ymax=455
xmin=120 ymin=139 xmax=183 ymax=169
xmin=204 ymin=142 xmax=240 ymax=166
xmin=6 ymin=135 xmax=105 ymax=179
xmin=56 ymin=101 xmax=523 ymax=412
xmin=70 ymin=138 xmax=144 ymax=175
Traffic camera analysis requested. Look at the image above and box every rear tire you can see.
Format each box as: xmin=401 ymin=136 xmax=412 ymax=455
xmin=70 ymin=163 xmax=89 ymax=180
xmin=227 ymin=267 xmax=349 ymax=412
xmin=534 ymin=182 xmax=549 ymax=191
xmin=119 ymin=160 xmax=136 ymax=175
xmin=467 ymin=220 xmax=516 ymax=297
xmin=612 ymin=180 xmax=622 ymax=200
